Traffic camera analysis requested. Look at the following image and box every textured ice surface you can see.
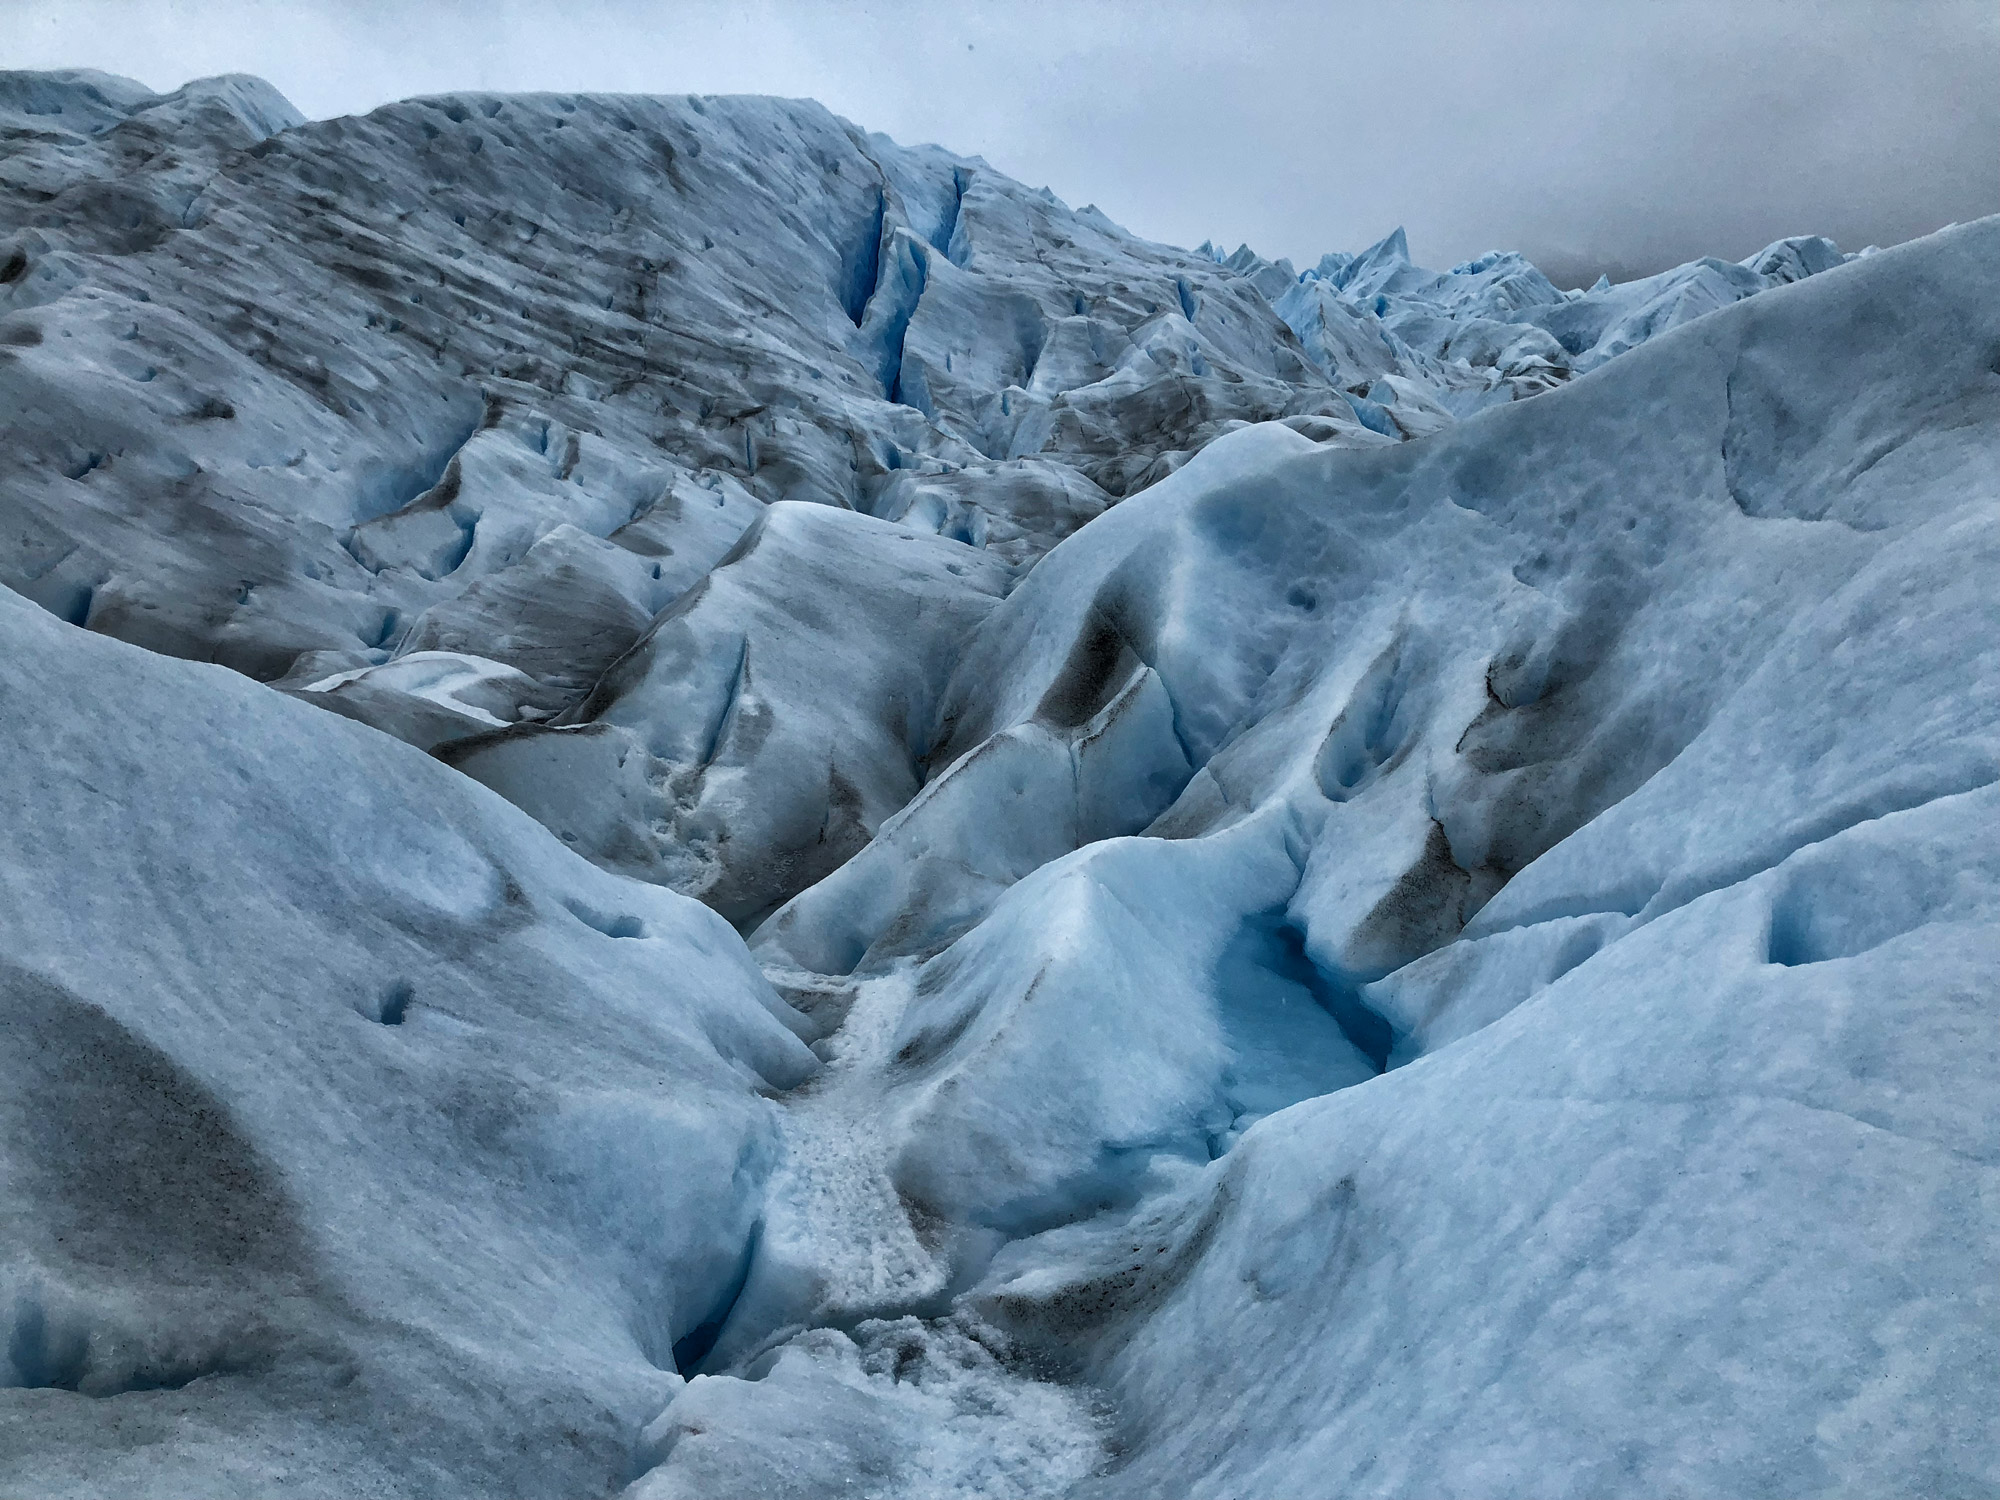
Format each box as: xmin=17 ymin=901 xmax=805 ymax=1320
xmin=3 ymin=65 xmax=1997 ymax=1500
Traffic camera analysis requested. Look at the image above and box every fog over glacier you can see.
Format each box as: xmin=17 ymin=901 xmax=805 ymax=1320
xmin=1 ymin=55 xmax=1997 ymax=1500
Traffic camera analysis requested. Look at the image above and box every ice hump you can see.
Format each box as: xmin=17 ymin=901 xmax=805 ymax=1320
xmin=2 ymin=69 xmax=1997 ymax=1499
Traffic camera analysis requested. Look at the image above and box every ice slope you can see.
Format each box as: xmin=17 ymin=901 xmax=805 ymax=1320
xmin=446 ymin=216 xmax=1852 ymax=928
xmin=0 ymin=69 xmax=1851 ymax=931
xmin=0 ymin=68 xmax=1425 ymax=926
xmin=0 ymin=68 xmax=1363 ymax=699
xmin=0 ymin=580 xmax=821 ymax=1497
xmin=4 ymin=63 xmax=1996 ymax=1500
xmin=630 ymin=218 xmax=2000 ymax=1495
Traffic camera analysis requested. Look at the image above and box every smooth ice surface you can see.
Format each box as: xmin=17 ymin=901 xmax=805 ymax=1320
xmin=0 ymin=585 xmax=816 ymax=1496
xmin=3 ymin=65 xmax=1997 ymax=1500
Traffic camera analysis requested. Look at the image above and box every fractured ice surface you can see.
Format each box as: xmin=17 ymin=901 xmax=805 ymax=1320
xmin=3 ymin=64 xmax=1998 ymax=1500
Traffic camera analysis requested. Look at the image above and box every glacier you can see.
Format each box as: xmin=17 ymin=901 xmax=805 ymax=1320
xmin=2 ymin=66 xmax=1997 ymax=1498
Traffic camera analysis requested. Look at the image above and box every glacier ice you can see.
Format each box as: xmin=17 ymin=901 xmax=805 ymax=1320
xmin=3 ymin=63 xmax=1998 ymax=1500
xmin=0 ymin=581 xmax=816 ymax=1493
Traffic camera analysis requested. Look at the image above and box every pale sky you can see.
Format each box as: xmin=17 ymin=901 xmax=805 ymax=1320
xmin=5 ymin=0 xmax=1996 ymax=285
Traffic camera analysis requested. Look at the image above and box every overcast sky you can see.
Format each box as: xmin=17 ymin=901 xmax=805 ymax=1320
xmin=6 ymin=0 xmax=1996 ymax=285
